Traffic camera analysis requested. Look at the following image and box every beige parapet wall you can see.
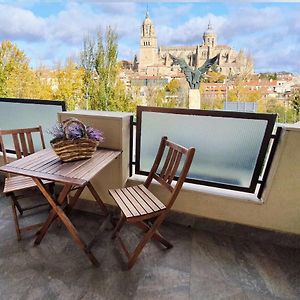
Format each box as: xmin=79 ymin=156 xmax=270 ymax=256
xmin=58 ymin=110 xmax=133 ymax=206
xmin=1 ymin=111 xmax=299 ymax=235
xmin=128 ymin=126 xmax=300 ymax=235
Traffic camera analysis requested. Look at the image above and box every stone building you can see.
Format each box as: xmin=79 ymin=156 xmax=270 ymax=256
xmin=138 ymin=12 xmax=253 ymax=77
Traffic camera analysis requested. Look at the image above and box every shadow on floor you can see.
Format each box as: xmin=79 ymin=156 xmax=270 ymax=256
xmin=0 ymin=194 xmax=299 ymax=300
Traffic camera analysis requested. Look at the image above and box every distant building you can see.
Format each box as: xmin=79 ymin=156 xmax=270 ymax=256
xmin=138 ymin=12 xmax=253 ymax=77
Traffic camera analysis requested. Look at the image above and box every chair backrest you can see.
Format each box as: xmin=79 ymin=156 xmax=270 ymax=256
xmin=0 ymin=126 xmax=45 ymax=166
xmin=144 ymin=136 xmax=195 ymax=210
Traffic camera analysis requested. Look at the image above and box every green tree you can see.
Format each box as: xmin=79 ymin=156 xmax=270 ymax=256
xmin=290 ymin=92 xmax=300 ymax=122
xmin=94 ymin=28 xmax=118 ymax=110
xmin=80 ymin=35 xmax=96 ymax=109
xmin=80 ymin=27 xmax=137 ymax=112
xmin=265 ymin=98 xmax=295 ymax=123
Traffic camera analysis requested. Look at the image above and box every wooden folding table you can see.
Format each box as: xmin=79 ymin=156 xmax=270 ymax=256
xmin=0 ymin=148 xmax=121 ymax=266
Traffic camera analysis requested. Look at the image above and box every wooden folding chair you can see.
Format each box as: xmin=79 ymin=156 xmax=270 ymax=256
xmin=109 ymin=136 xmax=195 ymax=269
xmin=0 ymin=126 xmax=52 ymax=240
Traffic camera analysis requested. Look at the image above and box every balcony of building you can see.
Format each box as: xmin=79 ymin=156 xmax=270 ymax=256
xmin=0 ymin=98 xmax=299 ymax=299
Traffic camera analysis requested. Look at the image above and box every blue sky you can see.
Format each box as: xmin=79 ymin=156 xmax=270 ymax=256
xmin=0 ymin=1 xmax=300 ymax=74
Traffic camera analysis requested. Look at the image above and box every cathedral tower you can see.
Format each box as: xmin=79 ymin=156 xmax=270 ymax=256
xmin=203 ymin=21 xmax=217 ymax=48
xmin=138 ymin=12 xmax=158 ymax=74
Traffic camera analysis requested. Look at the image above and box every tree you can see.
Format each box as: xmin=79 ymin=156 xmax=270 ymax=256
xmin=33 ymin=65 xmax=55 ymax=100
xmin=80 ymin=35 xmax=96 ymax=109
xmin=204 ymin=71 xmax=225 ymax=83
xmin=0 ymin=40 xmax=31 ymax=97
xmin=265 ymin=97 xmax=295 ymax=123
xmin=80 ymin=27 xmax=137 ymax=112
xmin=290 ymin=92 xmax=300 ymax=122
xmin=0 ymin=40 xmax=53 ymax=100
xmin=53 ymin=58 xmax=84 ymax=110
xmin=165 ymin=79 xmax=180 ymax=94
xmin=94 ymin=27 xmax=118 ymax=110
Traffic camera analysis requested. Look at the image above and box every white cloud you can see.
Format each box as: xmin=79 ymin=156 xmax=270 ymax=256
xmin=151 ymin=5 xmax=300 ymax=73
xmin=0 ymin=4 xmax=46 ymax=41
xmin=0 ymin=2 xmax=299 ymax=73
xmin=99 ymin=2 xmax=137 ymax=15
xmin=0 ymin=2 xmax=140 ymax=65
xmin=157 ymin=14 xmax=226 ymax=46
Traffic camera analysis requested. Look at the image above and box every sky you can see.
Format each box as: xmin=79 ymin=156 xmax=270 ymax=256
xmin=0 ymin=1 xmax=300 ymax=74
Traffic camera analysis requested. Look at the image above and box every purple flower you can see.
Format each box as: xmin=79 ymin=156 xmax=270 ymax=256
xmin=49 ymin=119 xmax=104 ymax=143
xmin=67 ymin=124 xmax=84 ymax=140
xmin=86 ymin=126 xmax=104 ymax=142
xmin=48 ymin=123 xmax=64 ymax=140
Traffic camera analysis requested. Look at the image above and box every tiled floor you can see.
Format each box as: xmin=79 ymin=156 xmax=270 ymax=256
xmin=0 ymin=194 xmax=299 ymax=300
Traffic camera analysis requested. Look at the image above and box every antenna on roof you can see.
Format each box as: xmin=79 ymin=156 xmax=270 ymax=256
xmin=146 ymin=3 xmax=149 ymax=17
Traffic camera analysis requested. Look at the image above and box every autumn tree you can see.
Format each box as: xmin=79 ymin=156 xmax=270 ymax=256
xmin=53 ymin=58 xmax=84 ymax=110
xmin=204 ymin=71 xmax=225 ymax=83
xmin=0 ymin=40 xmax=32 ymax=98
xmin=0 ymin=41 xmax=54 ymax=100
xmin=265 ymin=98 xmax=295 ymax=123
xmin=165 ymin=79 xmax=180 ymax=94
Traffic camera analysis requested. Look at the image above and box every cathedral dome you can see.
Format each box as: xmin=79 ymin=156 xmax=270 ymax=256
xmin=203 ymin=21 xmax=215 ymax=37
xmin=203 ymin=21 xmax=217 ymax=47
xmin=143 ymin=12 xmax=152 ymax=25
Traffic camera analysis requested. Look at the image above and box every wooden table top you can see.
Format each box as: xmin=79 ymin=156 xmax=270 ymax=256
xmin=0 ymin=148 xmax=121 ymax=186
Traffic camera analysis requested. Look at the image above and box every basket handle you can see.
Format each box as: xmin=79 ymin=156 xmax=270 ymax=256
xmin=62 ymin=118 xmax=87 ymax=139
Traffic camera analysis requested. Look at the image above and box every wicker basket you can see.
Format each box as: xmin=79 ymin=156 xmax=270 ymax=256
xmin=51 ymin=118 xmax=98 ymax=162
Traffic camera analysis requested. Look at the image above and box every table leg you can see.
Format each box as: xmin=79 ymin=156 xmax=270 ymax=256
xmin=34 ymin=184 xmax=71 ymax=245
xmin=64 ymin=185 xmax=86 ymax=215
xmin=32 ymin=178 xmax=100 ymax=267
xmin=86 ymin=182 xmax=109 ymax=216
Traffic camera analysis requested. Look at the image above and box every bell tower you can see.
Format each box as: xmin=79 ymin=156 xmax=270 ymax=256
xmin=138 ymin=12 xmax=158 ymax=74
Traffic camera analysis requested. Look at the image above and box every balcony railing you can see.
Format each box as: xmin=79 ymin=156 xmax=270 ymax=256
xmin=0 ymin=98 xmax=66 ymax=151
xmin=134 ymin=106 xmax=278 ymax=196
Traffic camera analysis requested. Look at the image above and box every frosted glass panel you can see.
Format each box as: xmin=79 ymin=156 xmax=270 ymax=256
xmin=140 ymin=111 xmax=269 ymax=189
xmin=0 ymin=101 xmax=64 ymax=150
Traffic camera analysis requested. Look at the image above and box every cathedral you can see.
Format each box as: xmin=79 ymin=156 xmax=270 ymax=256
xmin=138 ymin=12 xmax=253 ymax=77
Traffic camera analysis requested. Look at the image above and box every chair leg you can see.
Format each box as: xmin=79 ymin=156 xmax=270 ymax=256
xmin=11 ymin=199 xmax=21 ymax=241
xmin=9 ymin=193 xmax=23 ymax=215
xmin=112 ymin=213 xmax=126 ymax=239
xmin=128 ymin=213 xmax=167 ymax=269
xmin=135 ymin=221 xmax=173 ymax=249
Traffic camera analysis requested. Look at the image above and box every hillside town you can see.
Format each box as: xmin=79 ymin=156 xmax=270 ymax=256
xmin=0 ymin=11 xmax=299 ymax=123
xmin=119 ymin=13 xmax=300 ymax=121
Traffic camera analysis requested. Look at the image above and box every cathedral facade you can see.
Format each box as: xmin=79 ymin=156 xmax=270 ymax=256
xmin=138 ymin=13 xmax=253 ymax=77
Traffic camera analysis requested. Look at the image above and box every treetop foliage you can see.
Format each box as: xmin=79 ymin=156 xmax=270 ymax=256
xmin=0 ymin=29 xmax=138 ymax=113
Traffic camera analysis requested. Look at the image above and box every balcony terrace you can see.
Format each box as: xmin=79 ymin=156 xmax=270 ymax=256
xmin=0 ymin=99 xmax=299 ymax=299
xmin=0 ymin=192 xmax=299 ymax=299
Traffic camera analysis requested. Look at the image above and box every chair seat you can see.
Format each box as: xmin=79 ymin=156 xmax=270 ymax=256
xmin=109 ymin=184 xmax=166 ymax=220
xmin=3 ymin=176 xmax=51 ymax=194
